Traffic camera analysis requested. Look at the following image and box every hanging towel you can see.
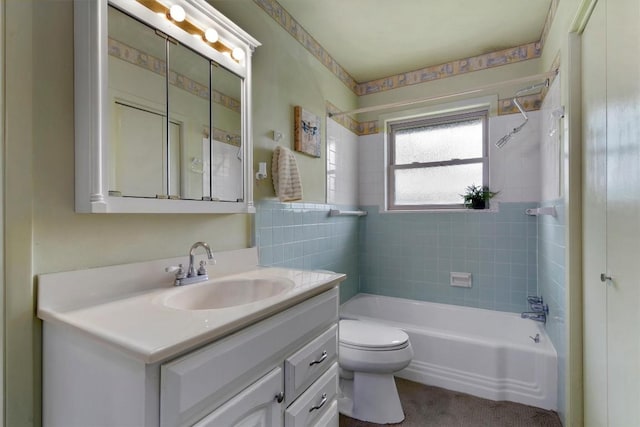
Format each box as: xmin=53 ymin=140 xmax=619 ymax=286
xmin=272 ymin=146 xmax=303 ymax=202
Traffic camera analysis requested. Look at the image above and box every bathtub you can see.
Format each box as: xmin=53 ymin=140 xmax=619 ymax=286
xmin=340 ymin=293 xmax=557 ymax=410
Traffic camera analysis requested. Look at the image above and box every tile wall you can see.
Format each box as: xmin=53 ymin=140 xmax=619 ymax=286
xmin=327 ymin=118 xmax=359 ymax=205
xmin=538 ymin=77 xmax=566 ymax=423
xmin=358 ymin=203 xmax=538 ymax=313
xmin=537 ymin=199 xmax=566 ymax=419
xmin=255 ymin=200 xmax=361 ymax=302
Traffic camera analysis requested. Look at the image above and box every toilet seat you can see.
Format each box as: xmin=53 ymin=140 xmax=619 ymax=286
xmin=340 ymin=341 xmax=409 ymax=351
xmin=339 ymin=320 xmax=409 ymax=350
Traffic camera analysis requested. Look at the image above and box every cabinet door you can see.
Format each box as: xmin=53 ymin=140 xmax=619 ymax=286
xmin=193 ymin=367 xmax=283 ymax=427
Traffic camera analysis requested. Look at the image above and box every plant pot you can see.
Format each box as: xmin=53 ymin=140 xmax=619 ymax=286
xmin=471 ymin=199 xmax=486 ymax=209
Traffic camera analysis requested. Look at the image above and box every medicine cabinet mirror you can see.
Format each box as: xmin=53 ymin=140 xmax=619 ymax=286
xmin=75 ymin=0 xmax=260 ymax=213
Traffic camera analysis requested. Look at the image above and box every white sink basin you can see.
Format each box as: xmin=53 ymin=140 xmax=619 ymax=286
xmin=161 ymin=278 xmax=295 ymax=310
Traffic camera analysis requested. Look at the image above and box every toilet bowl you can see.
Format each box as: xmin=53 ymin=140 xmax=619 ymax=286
xmin=338 ymin=319 xmax=413 ymax=424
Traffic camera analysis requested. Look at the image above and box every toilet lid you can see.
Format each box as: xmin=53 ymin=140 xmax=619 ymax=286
xmin=339 ymin=320 xmax=409 ymax=349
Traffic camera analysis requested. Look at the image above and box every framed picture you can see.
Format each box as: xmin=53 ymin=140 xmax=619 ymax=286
xmin=294 ymin=106 xmax=321 ymax=158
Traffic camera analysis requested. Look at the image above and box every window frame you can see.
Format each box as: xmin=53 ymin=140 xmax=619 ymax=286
xmin=387 ymin=108 xmax=489 ymax=211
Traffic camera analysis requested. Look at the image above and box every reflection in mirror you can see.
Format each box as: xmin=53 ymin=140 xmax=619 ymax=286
xmin=108 ymin=6 xmax=168 ymax=198
xmin=168 ymin=42 xmax=210 ymax=200
xmin=107 ymin=5 xmax=245 ymax=202
xmin=210 ymin=66 xmax=243 ymax=202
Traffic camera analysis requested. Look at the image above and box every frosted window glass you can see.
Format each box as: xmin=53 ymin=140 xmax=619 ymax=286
xmin=395 ymin=118 xmax=483 ymax=164
xmin=394 ymin=164 xmax=483 ymax=206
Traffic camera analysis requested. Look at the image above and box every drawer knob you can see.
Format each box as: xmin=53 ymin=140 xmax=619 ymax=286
xmin=309 ymin=350 xmax=328 ymax=367
xmin=309 ymin=393 xmax=327 ymax=413
xmin=274 ymin=392 xmax=284 ymax=403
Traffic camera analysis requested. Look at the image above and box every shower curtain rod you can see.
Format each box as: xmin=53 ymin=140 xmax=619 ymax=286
xmin=328 ymin=69 xmax=558 ymax=118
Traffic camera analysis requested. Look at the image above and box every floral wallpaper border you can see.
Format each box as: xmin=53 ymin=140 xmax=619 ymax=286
xmin=252 ymin=0 xmax=359 ymax=93
xmin=355 ymin=42 xmax=541 ymax=96
xmin=108 ymin=38 xmax=241 ymax=114
xmin=539 ymin=0 xmax=560 ymax=51
xmin=328 ymin=53 xmax=560 ymax=136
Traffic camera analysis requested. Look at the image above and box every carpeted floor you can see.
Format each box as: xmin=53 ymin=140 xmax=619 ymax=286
xmin=339 ymin=378 xmax=563 ymax=427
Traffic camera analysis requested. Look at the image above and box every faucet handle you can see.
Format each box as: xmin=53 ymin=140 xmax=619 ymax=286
xmin=165 ymin=264 xmax=186 ymax=279
xmin=527 ymin=295 xmax=543 ymax=304
xmin=530 ymin=302 xmax=549 ymax=314
xmin=197 ymin=260 xmax=208 ymax=276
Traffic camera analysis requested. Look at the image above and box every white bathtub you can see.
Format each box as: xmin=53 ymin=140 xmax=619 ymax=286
xmin=340 ymin=293 xmax=557 ymax=410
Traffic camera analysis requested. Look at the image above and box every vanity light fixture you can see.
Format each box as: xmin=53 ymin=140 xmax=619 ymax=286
xmin=231 ymin=47 xmax=245 ymax=61
xmin=134 ymin=0 xmax=241 ymax=62
xmin=204 ymin=28 xmax=219 ymax=43
xmin=168 ymin=4 xmax=185 ymax=22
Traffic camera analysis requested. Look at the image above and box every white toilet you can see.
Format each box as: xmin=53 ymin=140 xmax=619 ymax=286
xmin=338 ymin=319 xmax=413 ymax=424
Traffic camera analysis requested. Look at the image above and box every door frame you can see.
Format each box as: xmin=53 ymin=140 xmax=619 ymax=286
xmin=0 ymin=0 xmax=5 ymax=421
xmin=566 ymin=0 xmax=599 ymax=425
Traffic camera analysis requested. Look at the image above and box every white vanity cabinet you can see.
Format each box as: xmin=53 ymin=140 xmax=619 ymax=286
xmin=42 ymin=286 xmax=340 ymax=427
xmin=160 ymin=288 xmax=339 ymax=426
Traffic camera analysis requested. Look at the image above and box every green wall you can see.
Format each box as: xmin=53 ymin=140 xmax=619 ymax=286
xmin=209 ymin=0 xmax=359 ymax=202
xmin=5 ymin=0 xmax=356 ymax=425
xmin=4 ymin=0 xmax=589 ymax=425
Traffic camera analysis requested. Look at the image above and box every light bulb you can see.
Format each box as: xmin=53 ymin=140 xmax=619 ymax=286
xmin=204 ymin=28 xmax=219 ymax=43
xmin=168 ymin=5 xmax=186 ymax=22
xmin=231 ymin=47 xmax=245 ymax=61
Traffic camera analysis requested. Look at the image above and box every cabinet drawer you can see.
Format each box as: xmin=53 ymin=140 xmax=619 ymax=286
xmin=161 ymin=288 xmax=338 ymax=427
xmin=285 ymin=363 xmax=338 ymax=427
xmin=285 ymin=324 xmax=337 ymax=404
xmin=312 ymin=400 xmax=338 ymax=427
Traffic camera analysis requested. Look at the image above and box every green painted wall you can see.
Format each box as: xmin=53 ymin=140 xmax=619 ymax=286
xmin=209 ymin=0 xmax=359 ymax=203
xmin=5 ymin=0 xmax=356 ymax=425
xmin=4 ymin=0 xmax=590 ymax=424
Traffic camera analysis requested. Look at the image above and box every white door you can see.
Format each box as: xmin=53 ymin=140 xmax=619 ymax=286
xmin=603 ymin=0 xmax=640 ymax=423
xmin=581 ymin=1 xmax=607 ymax=424
xmin=113 ymin=103 xmax=165 ymax=197
xmin=112 ymin=103 xmax=183 ymax=198
xmin=193 ymin=367 xmax=284 ymax=427
xmin=582 ymin=0 xmax=640 ymax=424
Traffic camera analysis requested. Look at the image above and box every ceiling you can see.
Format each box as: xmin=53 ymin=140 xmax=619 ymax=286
xmin=277 ymin=0 xmax=553 ymax=83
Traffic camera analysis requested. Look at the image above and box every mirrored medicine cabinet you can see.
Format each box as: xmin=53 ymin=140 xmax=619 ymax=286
xmin=75 ymin=0 xmax=260 ymax=213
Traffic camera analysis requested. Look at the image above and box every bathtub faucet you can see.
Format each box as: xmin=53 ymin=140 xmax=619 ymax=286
xmin=521 ymin=311 xmax=547 ymax=323
xmin=527 ymin=296 xmax=549 ymax=314
xmin=520 ymin=297 xmax=549 ymax=323
xmin=522 ymin=295 xmax=549 ymax=323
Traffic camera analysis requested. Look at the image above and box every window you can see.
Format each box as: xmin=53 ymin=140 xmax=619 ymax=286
xmin=387 ymin=109 xmax=488 ymax=210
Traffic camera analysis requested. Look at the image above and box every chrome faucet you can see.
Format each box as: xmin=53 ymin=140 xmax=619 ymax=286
xmin=521 ymin=295 xmax=549 ymax=323
xmin=166 ymin=241 xmax=215 ymax=286
xmin=521 ymin=311 xmax=547 ymax=323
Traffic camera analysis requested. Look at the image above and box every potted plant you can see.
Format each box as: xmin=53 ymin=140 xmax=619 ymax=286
xmin=462 ymin=185 xmax=498 ymax=209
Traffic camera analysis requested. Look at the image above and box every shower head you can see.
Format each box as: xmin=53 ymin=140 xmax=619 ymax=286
xmin=494 ymin=118 xmax=529 ymax=148
xmin=494 ymin=78 xmax=548 ymax=149
xmin=495 ymin=133 xmax=512 ymax=148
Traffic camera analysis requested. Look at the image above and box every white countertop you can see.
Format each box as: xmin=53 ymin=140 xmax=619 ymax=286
xmin=37 ymin=248 xmax=345 ymax=364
